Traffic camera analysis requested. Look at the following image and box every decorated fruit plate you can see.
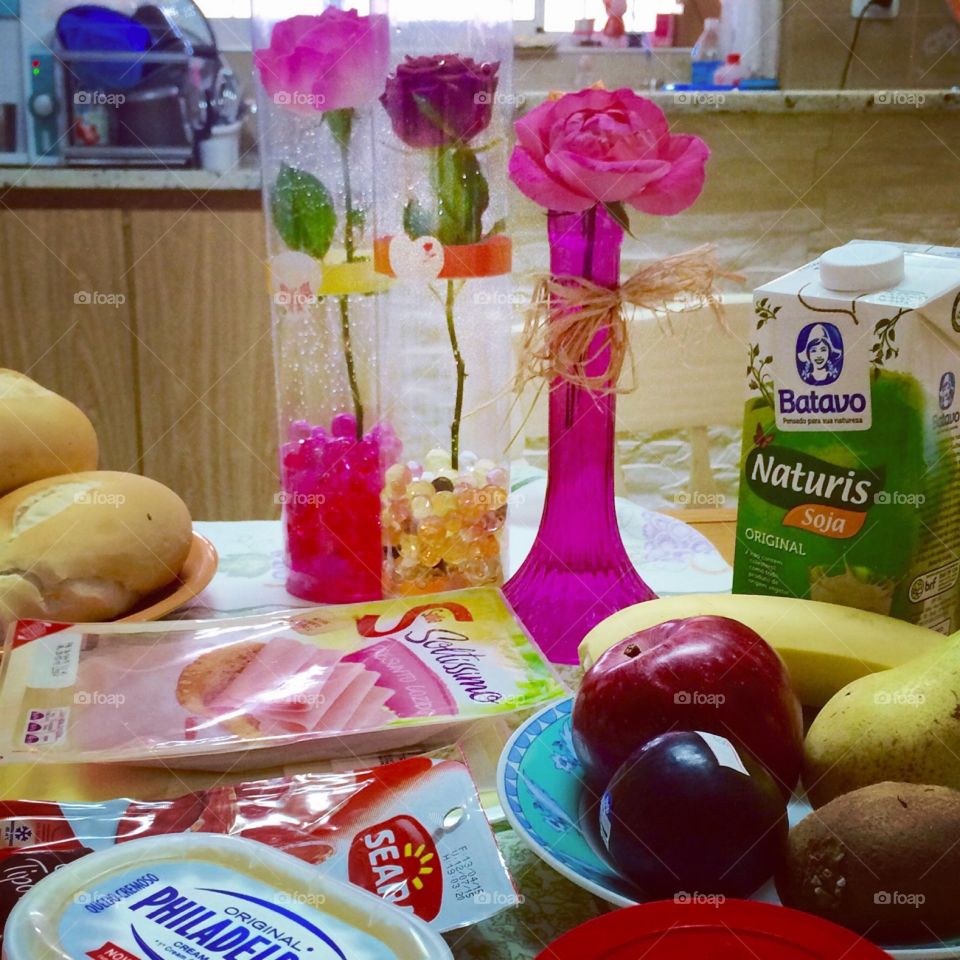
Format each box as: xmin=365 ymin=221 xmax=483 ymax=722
xmin=497 ymin=697 xmax=960 ymax=960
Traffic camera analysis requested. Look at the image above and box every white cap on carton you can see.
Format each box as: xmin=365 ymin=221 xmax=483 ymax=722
xmin=820 ymin=242 xmax=905 ymax=292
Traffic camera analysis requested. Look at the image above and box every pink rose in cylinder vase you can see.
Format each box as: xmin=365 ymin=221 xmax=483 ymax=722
xmin=504 ymin=87 xmax=710 ymax=663
xmin=254 ymin=4 xmax=395 ymax=604
xmin=255 ymin=9 xmax=389 ymax=113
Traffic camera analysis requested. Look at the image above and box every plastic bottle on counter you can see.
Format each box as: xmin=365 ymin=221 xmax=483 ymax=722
xmin=690 ymin=17 xmax=723 ymax=86
xmin=713 ymin=53 xmax=751 ymax=87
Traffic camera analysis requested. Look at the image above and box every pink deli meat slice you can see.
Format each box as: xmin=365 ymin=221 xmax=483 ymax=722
xmin=252 ymin=661 xmax=367 ymax=733
xmin=313 ymin=669 xmax=381 ymax=732
xmin=341 ymin=684 xmax=395 ymax=731
xmin=209 ymin=637 xmax=334 ymax=714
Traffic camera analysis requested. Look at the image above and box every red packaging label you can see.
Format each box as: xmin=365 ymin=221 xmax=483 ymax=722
xmin=86 ymin=942 xmax=141 ymax=960
xmin=0 ymin=757 xmax=514 ymax=935
xmin=348 ymin=815 xmax=442 ymax=921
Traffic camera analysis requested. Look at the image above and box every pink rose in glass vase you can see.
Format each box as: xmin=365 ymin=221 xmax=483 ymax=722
xmin=509 ymin=87 xmax=709 ymax=215
xmin=504 ymin=87 xmax=710 ymax=664
xmin=255 ymin=8 xmax=389 ymax=113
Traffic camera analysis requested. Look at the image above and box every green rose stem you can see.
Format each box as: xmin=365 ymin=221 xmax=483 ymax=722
xmin=330 ymin=107 xmax=363 ymax=441
xmin=444 ymin=278 xmax=466 ymax=470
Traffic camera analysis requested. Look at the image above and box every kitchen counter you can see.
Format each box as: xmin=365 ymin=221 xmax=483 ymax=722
xmin=0 ymin=159 xmax=261 ymax=192
xmin=645 ymin=87 xmax=960 ymax=113
xmin=2 ymin=88 xmax=956 ymax=193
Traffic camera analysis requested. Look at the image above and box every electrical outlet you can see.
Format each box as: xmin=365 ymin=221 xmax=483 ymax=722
xmin=851 ymin=0 xmax=899 ymax=18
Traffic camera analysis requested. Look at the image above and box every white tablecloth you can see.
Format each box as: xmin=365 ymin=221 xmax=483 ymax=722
xmin=185 ymin=487 xmax=731 ymax=620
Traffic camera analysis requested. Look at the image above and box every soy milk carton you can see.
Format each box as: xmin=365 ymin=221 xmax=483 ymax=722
xmin=734 ymin=242 xmax=960 ymax=631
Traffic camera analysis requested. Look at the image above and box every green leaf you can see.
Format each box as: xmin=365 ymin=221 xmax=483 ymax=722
xmin=403 ymin=197 xmax=436 ymax=240
xmin=485 ymin=217 xmax=508 ymax=238
xmin=433 ymin=146 xmax=489 ymax=247
xmin=602 ymin=201 xmax=633 ymax=237
xmin=271 ymin=163 xmax=337 ymax=261
xmin=325 ymin=108 xmax=354 ymax=150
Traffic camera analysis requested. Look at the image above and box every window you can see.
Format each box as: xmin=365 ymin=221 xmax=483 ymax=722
xmin=198 ymin=0 xmax=683 ymax=38
xmin=198 ymin=0 xmax=251 ymax=15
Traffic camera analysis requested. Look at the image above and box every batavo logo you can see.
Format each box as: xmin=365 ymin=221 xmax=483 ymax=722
xmin=348 ymin=816 xmax=441 ymax=921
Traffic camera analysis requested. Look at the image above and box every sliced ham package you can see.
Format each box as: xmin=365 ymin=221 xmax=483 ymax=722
xmin=0 ymin=588 xmax=564 ymax=769
xmin=0 ymin=756 xmax=517 ymax=937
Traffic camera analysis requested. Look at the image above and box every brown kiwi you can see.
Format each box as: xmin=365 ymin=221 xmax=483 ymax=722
xmin=777 ymin=781 xmax=960 ymax=944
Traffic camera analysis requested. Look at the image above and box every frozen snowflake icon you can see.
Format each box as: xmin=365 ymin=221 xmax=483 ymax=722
xmin=3 ymin=823 xmax=32 ymax=844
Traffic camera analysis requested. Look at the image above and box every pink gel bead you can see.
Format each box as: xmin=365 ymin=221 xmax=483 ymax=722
xmin=331 ymin=412 xmax=358 ymax=438
xmin=282 ymin=416 xmax=400 ymax=604
xmin=289 ymin=419 xmax=312 ymax=441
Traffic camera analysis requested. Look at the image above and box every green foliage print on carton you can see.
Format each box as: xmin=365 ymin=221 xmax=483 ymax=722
xmin=754 ymin=297 xmax=781 ymax=330
xmin=871 ymin=307 xmax=912 ymax=370
xmin=747 ymin=343 xmax=775 ymax=409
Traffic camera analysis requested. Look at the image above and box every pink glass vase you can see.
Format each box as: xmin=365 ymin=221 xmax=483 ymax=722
xmin=504 ymin=205 xmax=657 ymax=663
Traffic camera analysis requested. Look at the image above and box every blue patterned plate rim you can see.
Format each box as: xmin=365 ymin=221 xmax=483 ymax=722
xmin=496 ymin=697 xmax=960 ymax=959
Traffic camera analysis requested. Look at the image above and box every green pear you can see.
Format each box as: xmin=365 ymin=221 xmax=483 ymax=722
xmin=804 ymin=632 xmax=960 ymax=808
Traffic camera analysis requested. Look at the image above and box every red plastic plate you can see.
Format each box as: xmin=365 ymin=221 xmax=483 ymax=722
xmin=535 ymin=900 xmax=891 ymax=960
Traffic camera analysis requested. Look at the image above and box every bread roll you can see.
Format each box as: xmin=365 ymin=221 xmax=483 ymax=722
xmin=0 ymin=471 xmax=192 ymax=623
xmin=0 ymin=370 xmax=98 ymax=495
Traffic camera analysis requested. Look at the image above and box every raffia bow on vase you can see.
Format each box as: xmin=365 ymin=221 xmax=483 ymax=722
xmin=515 ymin=243 xmax=731 ymax=398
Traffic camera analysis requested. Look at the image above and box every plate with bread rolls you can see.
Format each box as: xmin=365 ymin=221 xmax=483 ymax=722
xmin=0 ymin=370 xmax=217 ymax=626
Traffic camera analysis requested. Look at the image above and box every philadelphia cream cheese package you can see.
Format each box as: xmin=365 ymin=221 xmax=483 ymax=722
xmin=734 ymin=242 xmax=960 ymax=630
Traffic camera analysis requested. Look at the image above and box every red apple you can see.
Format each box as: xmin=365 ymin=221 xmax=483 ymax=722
xmin=572 ymin=616 xmax=803 ymax=796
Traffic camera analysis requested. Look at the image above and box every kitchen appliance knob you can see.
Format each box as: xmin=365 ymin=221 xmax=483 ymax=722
xmin=31 ymin=94 xmax=56 ymax=118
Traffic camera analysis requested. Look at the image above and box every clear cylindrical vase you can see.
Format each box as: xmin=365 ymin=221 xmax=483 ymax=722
xmin=504 ymin=205 xmax=657 ymax=662
xmin=374 ymin=4 xmax=515 ymax=596
xmin=253 ymin=2 xmax=394 ymax=603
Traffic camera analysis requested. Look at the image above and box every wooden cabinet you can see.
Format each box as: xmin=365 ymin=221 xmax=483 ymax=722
xmin=0 ymin=190 xmax=277 ymax=520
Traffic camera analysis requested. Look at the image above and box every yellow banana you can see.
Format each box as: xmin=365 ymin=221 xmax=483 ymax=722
xmin=579 ymin=594 xmax=945 ymax=707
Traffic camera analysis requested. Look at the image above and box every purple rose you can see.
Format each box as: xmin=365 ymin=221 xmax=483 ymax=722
xmin=380 ymin=55 xmax=500 ymax=148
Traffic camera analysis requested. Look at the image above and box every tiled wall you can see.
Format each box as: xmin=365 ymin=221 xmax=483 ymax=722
xmin=779 ymin=0 xmax=960 ymax=88
xmin=510 ymin=3 xmax=960 ymax=91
